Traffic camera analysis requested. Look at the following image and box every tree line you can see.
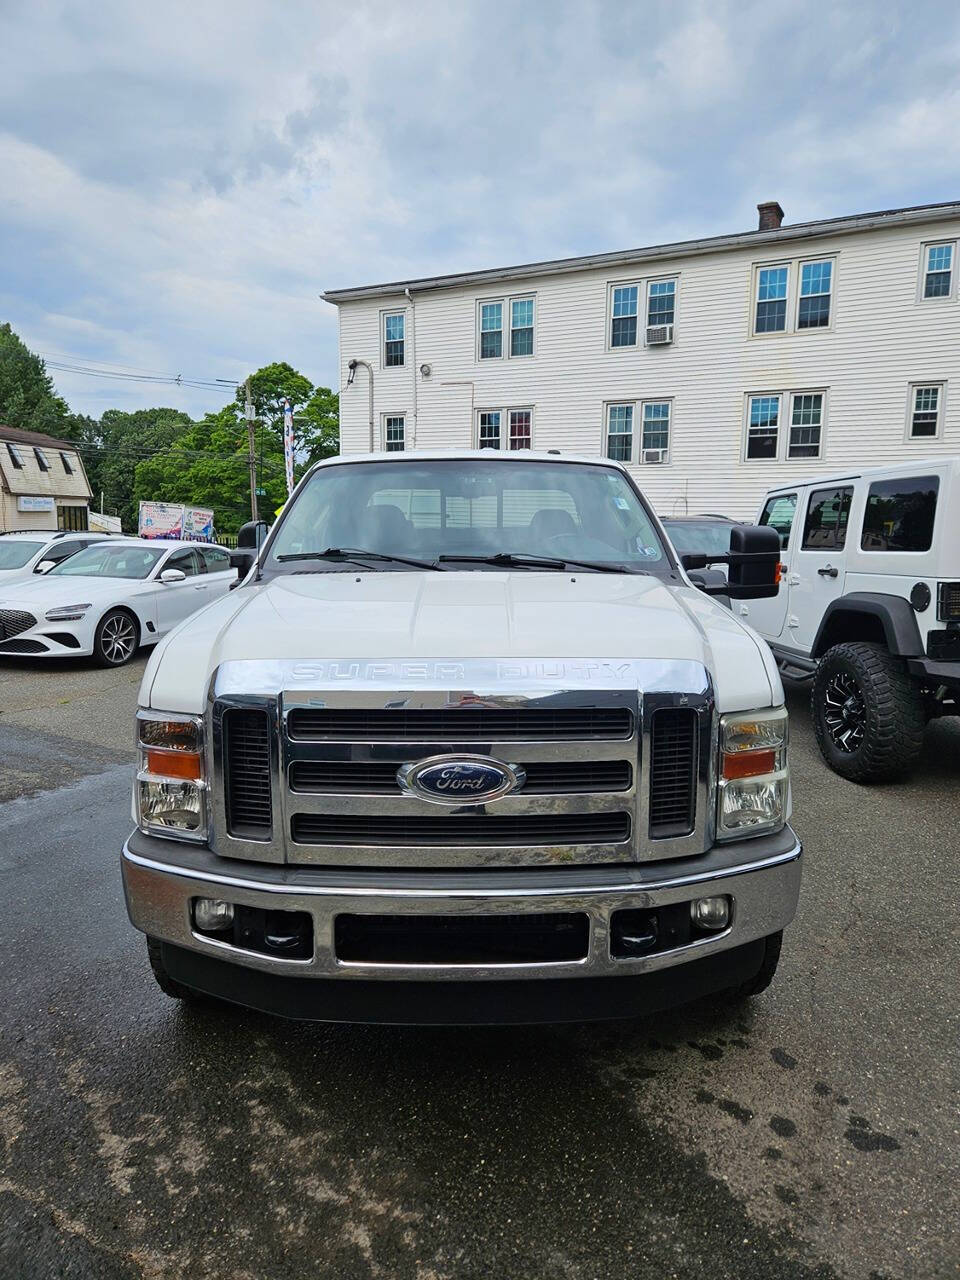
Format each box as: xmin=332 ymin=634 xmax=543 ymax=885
xmin=0 ymin=323 xmax=338 ymax=534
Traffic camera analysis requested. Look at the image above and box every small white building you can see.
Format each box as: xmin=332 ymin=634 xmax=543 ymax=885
xmin=0 ymin=425 xmax=92 ymax=532
xmin=324 ymin=198 xmax=960 ymax=518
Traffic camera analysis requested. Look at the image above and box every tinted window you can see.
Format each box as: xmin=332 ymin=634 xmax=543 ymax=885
xmin=861 ymin=476 xmax=939 ymax=552
xmin=165 ymin=549 xmax=201 ymax=577
xmin=45 ymin=540 xmax=83 ymax=564
xmin=802 ymin=486 xmax=853 ymax=551
xmin=201 ymin=546 xmax=231 ymax=572
xmin=759 ymin=493 xmax=797 ymax=548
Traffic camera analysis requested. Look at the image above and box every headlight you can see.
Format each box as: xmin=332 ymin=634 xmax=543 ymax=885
xmin=717 ymin=708 xmax=788 ymax=839
xmin=45 ymin=603 xmax=91 ymax=621
xmin=136 ymin=710 xmax=207 ymax=841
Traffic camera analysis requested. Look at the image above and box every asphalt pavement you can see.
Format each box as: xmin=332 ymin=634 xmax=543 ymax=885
xmin=0 ymin=656 xmax=957 ymax=1279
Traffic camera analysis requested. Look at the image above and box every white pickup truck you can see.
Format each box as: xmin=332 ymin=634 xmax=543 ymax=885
xmin=122 ymin=451 xmax=800 ymax=1024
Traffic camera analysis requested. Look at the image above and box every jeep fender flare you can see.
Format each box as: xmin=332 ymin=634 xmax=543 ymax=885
xmin=811 ymin=592 xmax=924 ymax=660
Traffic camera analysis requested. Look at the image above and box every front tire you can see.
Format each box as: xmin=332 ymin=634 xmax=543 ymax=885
xmin=727 ymin=931 xmax=783 ymax=1000
xmin=93 ymin=608 xmax=139 ymax=667
xmin=812 ymin=641 xmax=925 ymax=782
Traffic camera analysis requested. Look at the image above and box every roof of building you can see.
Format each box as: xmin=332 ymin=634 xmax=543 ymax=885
xmin=0 ymin=424 xmax=82 ymax=451
xmin=322 ymin=198 xmax=960 ymax=303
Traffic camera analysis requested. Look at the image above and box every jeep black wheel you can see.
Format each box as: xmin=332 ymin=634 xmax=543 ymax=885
xmin=93 ymin=608 xmax=139 ymax=667
xmin=727 ymin=931 xmax=783 ymax=1000
xmin=812 ymin=641 xmax=924 ymax=782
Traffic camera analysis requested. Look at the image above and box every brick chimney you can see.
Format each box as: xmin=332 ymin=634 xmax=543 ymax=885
xmin=757 ymin=201 xmax=785 ymax=231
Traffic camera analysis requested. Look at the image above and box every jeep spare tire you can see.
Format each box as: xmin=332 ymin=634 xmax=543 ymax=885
xmin=812 ymin=641 xmax=924 ymax=782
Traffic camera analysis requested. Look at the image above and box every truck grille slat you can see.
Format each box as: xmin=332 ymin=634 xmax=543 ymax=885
xmin=224 ymin=709 xmax=273 ymax=838
xmin=287 ymin=707 xmax=632 ymax=741
xmin=291 ymin=811 xmax=631 ymax=847
xmin=290 ymin=759 xmax=632 ymax=795
xmin=649 ymin=707 xmax=698 ymax=839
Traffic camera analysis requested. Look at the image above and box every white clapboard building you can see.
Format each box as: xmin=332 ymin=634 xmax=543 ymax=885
xmin=324 ymin=199 xmax=960 ymax=518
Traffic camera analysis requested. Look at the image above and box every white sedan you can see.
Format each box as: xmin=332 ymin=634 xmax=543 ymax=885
xmin=0 ymin=538 xmax=237 ymax=666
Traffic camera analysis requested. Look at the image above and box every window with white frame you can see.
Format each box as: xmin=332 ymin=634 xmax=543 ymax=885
xmin=788 ymin=393 xmax=824 ymax=458
xmin=478 ymin=410 xmax=501 ymax=448
xmin=509 ymin=409 xmax=532 ymax=449
xmin=479 ymin=301 xmax=503 ymax=359
xmin=383 ymin=415 xmax=405 ymax=451
xmin=754 ymin=266 xmax=788 ymax=333
xmin=476 ymin=407 xmax=533 ymax=449
xmin=60 ymin=451 xmax=74 ymax=474
xmin=5 ymin=442 xmax=24 ymax=469
xmin=510 ymin=298 xmax=534 ymax=356
xmin=33 ymin=447 xmax=50 ymax=471
xmin=909 ymin=383 xmax=943 ymax=438
xmin=606 ymin=404 xmax=633 ymax=461
xmin=797 ymin=260 xmax=832 ymax=328
xmin=610 ymin=284 xmax=639 ymax=347
xmin=383 ymin=312 xmax=405 ymax=367
xmin=646 ymin=280 xmax=676 ymax=330
xmin=923 ymin=243 xmax=953 ymax=298
xmin=478 ymin=295 xmax=535 ymax=360
xmin=641 ymin=401 xmax=671 ymax=455
xmin=746 ymin=394 xmax=781 ymax=458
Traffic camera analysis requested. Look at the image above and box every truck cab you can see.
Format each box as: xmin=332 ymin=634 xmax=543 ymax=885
xmin=122 ymin=451 xmax=799 ymax=1024
xmin=746 ymin=458 xmax=960 ymax=780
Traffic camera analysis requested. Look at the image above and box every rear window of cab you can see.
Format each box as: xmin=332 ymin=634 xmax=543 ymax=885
xmin=860 ymin=476 xmax=939 ymax=552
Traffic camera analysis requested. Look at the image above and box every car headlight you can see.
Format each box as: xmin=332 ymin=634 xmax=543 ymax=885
xmin=44 ymin=603 xmax=91 ymax=621
xmin=717 ymin=708 xmax=788 ymax=839
xmin=136 ymin=710 xmax=207 ymax=841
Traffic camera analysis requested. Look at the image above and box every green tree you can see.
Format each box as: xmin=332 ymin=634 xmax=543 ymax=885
xmin=0 ymin=322 xmax=70 ymax=434
xmin=133 ymin=404 xmax=288 ymax=535
xmin=89 ymin=408 xmax=193 ymax=530
xmin=235 ymin=362 xmax=339 ymax=470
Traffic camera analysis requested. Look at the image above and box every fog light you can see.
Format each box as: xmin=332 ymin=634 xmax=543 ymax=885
xmin=691 ymin=896 xmax=730 ymax=930
xmin=194 ymin=898 xmax=234 ymax=933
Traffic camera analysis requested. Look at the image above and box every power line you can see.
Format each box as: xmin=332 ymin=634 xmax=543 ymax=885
xmin=38 ymin=350 xmax=242 ymax=393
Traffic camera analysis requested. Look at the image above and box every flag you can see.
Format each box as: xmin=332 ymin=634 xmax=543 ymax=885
xmin=283 ymin=399 xmax=295 ymax=496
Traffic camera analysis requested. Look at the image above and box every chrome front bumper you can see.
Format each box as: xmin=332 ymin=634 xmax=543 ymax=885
xmin=122 ymin=827 xmax=801 ymax=985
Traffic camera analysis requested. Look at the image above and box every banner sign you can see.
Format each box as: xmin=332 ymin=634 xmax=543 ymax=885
xmin=283 ymin=399 xmax=295 ymax=497
xmin=138 ymin=501 xmax=184 ymax=539
xmin=17 ymin=495 xmax=55 ymax=513
xmin=183 ymin=506 xmax=214 ymax=542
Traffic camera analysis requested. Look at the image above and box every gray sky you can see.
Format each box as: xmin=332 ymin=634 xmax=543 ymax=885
xmin=1 ymin=0 xmax=959 ymax=420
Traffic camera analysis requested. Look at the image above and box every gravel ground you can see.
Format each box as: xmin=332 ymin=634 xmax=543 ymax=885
xmin=0 ymin=658 xmax=957 ymax=1278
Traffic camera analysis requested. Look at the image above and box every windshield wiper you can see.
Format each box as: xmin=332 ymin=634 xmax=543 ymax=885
xmin=437 ymin=552 xmax=636 ymax=575
xmin=276 ymin=547 xmax=445 ymax=571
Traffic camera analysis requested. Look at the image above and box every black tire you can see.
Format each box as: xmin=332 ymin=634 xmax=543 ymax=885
xmin=93 ymin=607 xmax=139 ymax=667
xmin=146 ymin=936 xmax=206 ymax=1004
xmin=727 ymin=931 xmax=783 ymax=1001
xmin=812 ymin=641 xmax=925 ymax=782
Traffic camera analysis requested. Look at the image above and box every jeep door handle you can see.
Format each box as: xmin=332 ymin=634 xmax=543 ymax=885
xmin=817 ymin=565 xmax=839 ymax=578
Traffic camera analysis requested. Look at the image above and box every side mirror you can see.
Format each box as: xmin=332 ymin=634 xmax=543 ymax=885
xmin=160 ymin=568 xmax=187 ymax=584
xmin=682 ymin=525 xmax=781 ymax=600
xmin=34 ymin=559 xmax=57 ymax=574
xmin=237 ymin=520 xmax=268 ymax=550
xmin=229 ymin=549 xmax=255 ymax=581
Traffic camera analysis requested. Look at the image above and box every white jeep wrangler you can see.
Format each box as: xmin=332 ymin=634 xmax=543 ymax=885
xmin=122 ymin=451 xmax=799 ymax=1024
xmin=744 ymin=458 xmax=960 ymax=782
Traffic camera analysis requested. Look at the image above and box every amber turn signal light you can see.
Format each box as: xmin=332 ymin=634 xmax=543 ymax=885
xmin=722 ymin=748 xmax=777 ymax=780
xmin=144 ymin=748 xmax=203 ymax=781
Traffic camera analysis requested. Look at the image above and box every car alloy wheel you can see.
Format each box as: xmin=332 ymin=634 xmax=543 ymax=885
xmin=821 ymin=670 xmax=866 ymax=752
xmin=99 ymin=612 xmax=137 ymax=665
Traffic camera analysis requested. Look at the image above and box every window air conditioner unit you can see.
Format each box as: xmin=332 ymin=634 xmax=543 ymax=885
xmin=646 ymin=324 xmax=674 ymax=345
xmin=643 ymin=448 xmax=667 ymax=464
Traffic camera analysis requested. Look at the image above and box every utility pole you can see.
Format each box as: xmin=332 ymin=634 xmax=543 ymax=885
xmin=245 ymin=377 xmax=258 ymax=522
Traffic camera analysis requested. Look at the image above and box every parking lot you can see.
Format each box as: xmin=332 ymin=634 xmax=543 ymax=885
xmin=1 ymin=657 xmax=958 ymax=1280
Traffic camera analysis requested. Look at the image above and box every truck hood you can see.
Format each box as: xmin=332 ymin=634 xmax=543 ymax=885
xmin=142 ymin=571 xmax=781 ymax=714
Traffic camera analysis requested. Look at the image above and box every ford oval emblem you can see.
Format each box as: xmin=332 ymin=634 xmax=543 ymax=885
xmin=397 ymin=754 xmax=526 ymax=805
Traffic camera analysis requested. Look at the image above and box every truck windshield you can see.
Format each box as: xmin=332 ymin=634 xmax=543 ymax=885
xmin=268 ymin=458 xmax=669 ymax=572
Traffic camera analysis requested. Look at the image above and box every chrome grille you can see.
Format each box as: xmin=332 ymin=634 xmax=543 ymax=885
xmin=224 ymin=709 xmax=273 ymax=839
xmin=0 ymin=609 xmax=36 ymax=640
xmin=290 ymin=758 xmax=633 ymax=795
xmin=291 ymin=811 xmax=631 ymax=847
xmin=648 ymin=707 xmax=698 ymax=838
xmin=287 ymin=706 xmax=633 ymax=741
